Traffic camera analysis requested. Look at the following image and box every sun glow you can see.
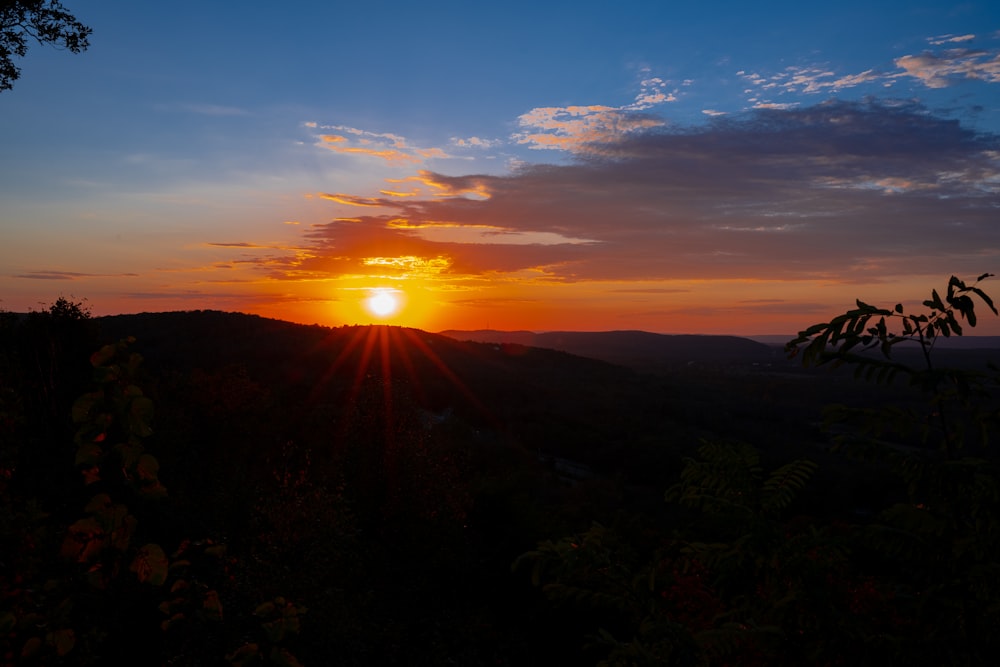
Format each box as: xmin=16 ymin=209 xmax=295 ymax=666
xmin=365 ymin=288 xmax=402 ymax=318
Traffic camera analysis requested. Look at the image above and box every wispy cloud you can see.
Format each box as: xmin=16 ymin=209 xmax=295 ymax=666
xmin=271 ymin=101 xmax=1000 ymax=289
xmin=14 ymin=270 xmax=140 ymax=280
xmin=151 ymin=103 xmax=251 ymax=117
xmin=928 ymin=34 xmax=976 ymax=46
xmin=308 ymin=123 xmax=453 ymax=165
xmin=738 ymin=36 xmax=1000 ymax=102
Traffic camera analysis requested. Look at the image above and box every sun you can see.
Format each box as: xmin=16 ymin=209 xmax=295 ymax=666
xmin=365 ymin=288 xmax=402 ymax=318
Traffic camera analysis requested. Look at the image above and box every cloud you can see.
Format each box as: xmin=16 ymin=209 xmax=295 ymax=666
xmin=310 ymin=124 xmax=453 ymax=165
xmin=205 ymin=242 xmax=273 ymax=248
xmin=271 ymin=101 xmax=999 ymax=287
xmin=751 ymin=66 xmax=884 ymax=94
xmin=450 ymin=136 xmax=502 ymax=149
xmin=513 ymin=78 xmax=675 ymax=153
xmin=895 ymin=49 xmax=1000 ymax=88
xmin=752 ymin=102 xmax=798 ymax=110
xmin=740 ymin=39 xmax=1000 ymax=98
xmin=928 ymin=34 xmax=976 ymax=46
xmin=14 ymin=270 xmax=140 ymax=280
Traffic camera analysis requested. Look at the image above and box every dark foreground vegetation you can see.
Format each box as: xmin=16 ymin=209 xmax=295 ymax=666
xmin=2 ymin=275 xmax=999 ymax=665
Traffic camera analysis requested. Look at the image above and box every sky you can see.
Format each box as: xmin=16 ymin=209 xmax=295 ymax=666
xmin=2 ymin=0 xmax=1000 ymax=335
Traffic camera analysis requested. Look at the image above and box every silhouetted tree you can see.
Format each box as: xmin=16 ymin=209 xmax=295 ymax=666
xmin=1 ymin=0 xmax=91 ymax=91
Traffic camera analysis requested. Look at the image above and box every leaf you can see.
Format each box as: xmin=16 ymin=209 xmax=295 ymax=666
xmin=139 ymin=479 xmax=168 ymax=498
xmin=761 ymin=459 xmax=819 ymax=513
xmin=115 ymin=440 xmax=143 ymax=469
xmin=71 ymin=391 xmax=103 ymax=423
xmin=226 ymin=643 xmax=260 ymax=667
xmin=109 ymin=514 xmax=137 ymax=552
xmin=254 ymin=601 xmax=276 ymax=617
xmin=46 ymin=628 xmax=75 ymax=657
xmin=971 ymin=286 xmax=998 ymax=315
xmin=75 ymin=443 xmax=103 ymax=466
xmin=269 ymin=647 xmax=305 ymax=667
xmin=129 ymin=396 xmax=154 ymax=438
xmin=0 ymin=612 xmax=16 ymax=635
xmin=21 ymin=636 xmax=42 ymax=659
xmin=161 ymin=612 xmax=185 ymax=632
xmin=90 ymin=344 xmax=116 ymax=368
xmin=92 ymin=365 xmax=120 ymax=384
xmin=131 ymin=544 xmax=169 ymax=586
xmin=201 ymin=590 xmax=224 ymax=621
xmin=84 ymin=493 xmax=112 ymax=514
xmin=136 ymin=454 xmax=160 ymax=481
xmin=62 ymin=517 xmax=104 ymax=562
xmin=930 ymin=288 xmax=945 ymax=311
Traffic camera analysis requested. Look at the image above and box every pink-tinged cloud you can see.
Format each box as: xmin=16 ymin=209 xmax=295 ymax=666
xmin=515 ymin=106 xmax=665 ymax=152
xmin=895 ymin=49 xmax=1000 ymax=88
xmin=268 ymin=101 xmax=999 ymax=287
xmin=513 ymin=80 xmax=675 ymax=153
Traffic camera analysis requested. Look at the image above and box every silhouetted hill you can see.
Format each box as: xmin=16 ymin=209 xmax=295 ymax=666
xmin=439 ymin=329 xmax=776 ymax=370
xmin=96 ymin=311 xmax=678 ymax=464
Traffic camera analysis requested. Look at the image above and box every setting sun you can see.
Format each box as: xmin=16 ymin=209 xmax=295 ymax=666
xmin=365 ymin=288 xmax=402 ymax=318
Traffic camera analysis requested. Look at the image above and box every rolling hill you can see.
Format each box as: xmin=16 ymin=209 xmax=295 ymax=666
xmin=439 ymin=329 xmax=777 ymax=370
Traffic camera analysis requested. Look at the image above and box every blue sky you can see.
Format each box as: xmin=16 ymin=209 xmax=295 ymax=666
xmin=2 ymin=0 xmax=999 ymax=333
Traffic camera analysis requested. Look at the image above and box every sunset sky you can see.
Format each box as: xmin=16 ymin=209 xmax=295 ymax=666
xmin=2 ymin=1 xmax=1000 ymax=334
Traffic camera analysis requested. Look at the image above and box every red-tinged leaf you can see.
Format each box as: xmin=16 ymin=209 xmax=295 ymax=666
xmin=46 ymin=628 xmax=75 ymax=657
xmin=84 ymin=493 xmax=112 ymax=514
xmin=161 ymin=612 xmax=185 ymax=632
xmin=254 ymin=601 xmax=276 ymax=617
xmin=137 ymin=454 xmax=160 ymax=481
xmin=226 ymin=643 xmax=260 ymax=667
xmin=205 ymin=544 xmax=227 ymax=558
xmin=81 ymin=465 xmax=101 ymax=485
xmin=269 ymin=647 xmax=305 ymax=667
xmin=21 ymin=636 xmax=42 ymax=659
xmin=62 ymin=517 xmax=104 ymax=562
xmin=109 ymin=514 xmax=137 ymax=552
xmin=202 ymin=590 xmax=224 ymax=621
xmin=75 ymin=443 xmax=103 ymax=466
xmin=131 ymin=544 xmax=169 ymax=586
xmin=90 ymin=344 xmax=116 ymax=368
xmin=139 ymin=479 xmax=168 ymax=498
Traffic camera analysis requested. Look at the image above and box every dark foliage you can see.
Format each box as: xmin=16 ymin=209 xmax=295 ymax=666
xmin=0 ymin=0 xmax=91 ymax=91
xmin=2 ymin=281 xmax=999 ymax=664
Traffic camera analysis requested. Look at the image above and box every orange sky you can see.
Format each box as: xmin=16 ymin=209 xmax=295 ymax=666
xmin=3 ymin=5 xmax=1000 ymax=337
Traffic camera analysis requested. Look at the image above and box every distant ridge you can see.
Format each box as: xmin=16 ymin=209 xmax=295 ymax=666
xmin=439 ymin=329 xmax=776 ymax=369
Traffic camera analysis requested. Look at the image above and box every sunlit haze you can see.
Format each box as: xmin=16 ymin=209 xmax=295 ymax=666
xmin=2 ymin=1 xmax=1000 ymax=334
